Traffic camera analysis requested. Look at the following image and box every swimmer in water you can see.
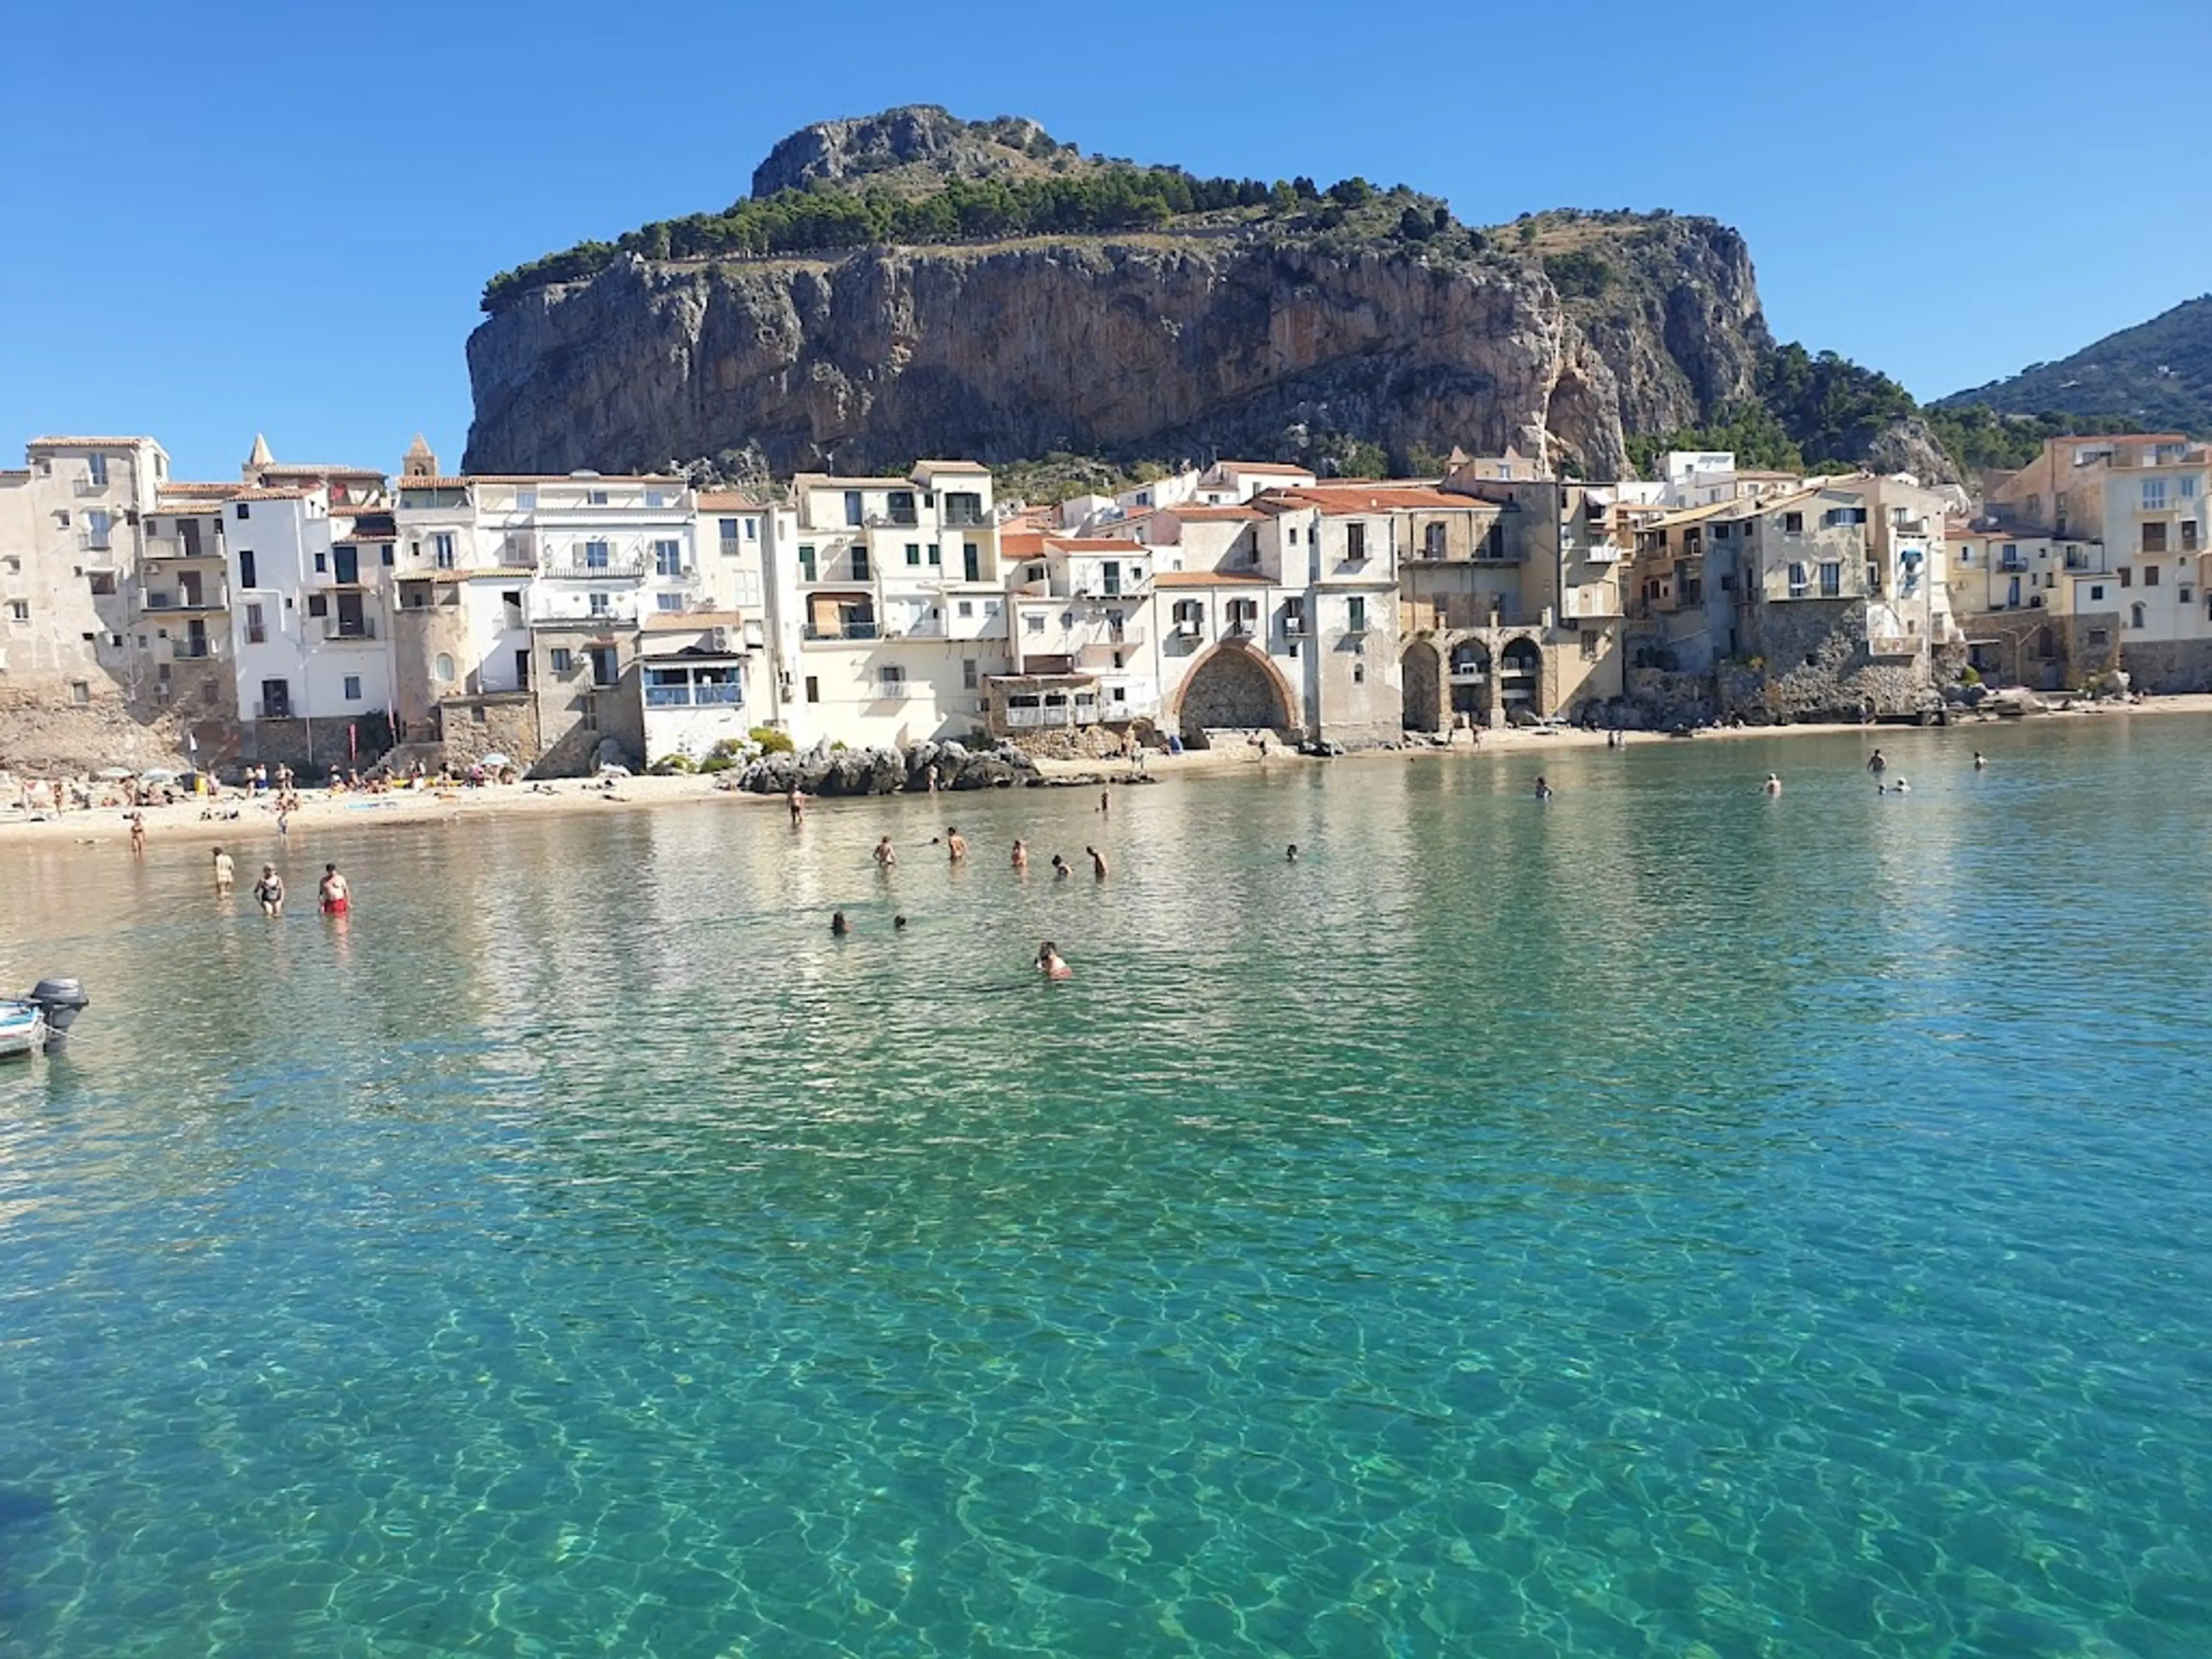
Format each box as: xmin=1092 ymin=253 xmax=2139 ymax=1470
xmin=893 ymin=914 xmax=908 ymax=932
xmin=1286 ymin=843 xmax=1298 ymax=862
xmin=1050 ymin=854 xmax=1071 ymax=880
xmin=1974 ymin=751 xmax=1988 ymax=771
xmin=873 ymin=835 xmax=897 ymax=869
xmin=1533 ymin=776 xmax=1554 ymax=801
xmin=831 ymin=910 xmax=851 ymax=936
xmin=1086 ymin=844 xmax=1108 ymax=880
xmin=1892 ymin=777 xmax=1911 ymax=794
xmin=945 ymin=825 xmax=967 ymax=863
xmin=1763 ymin=773 xmax=1782 ymax=796
xmin=1036 ymin=941 xmax=1072 ymax=980
xmin=1868 ymin=748 xmax=1888 ymax=777
xmin=1011 ymin=838 xmax=1029 ymax=872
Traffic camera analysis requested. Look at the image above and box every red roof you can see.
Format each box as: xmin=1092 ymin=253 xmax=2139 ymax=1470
xmin=1160 ymin=504 xmax=1261 ymax=522
xmin=1152 ymin=570 xmax=1270 ymax=588
xmin=1045 ymin=535 xmax=1145 ymax=551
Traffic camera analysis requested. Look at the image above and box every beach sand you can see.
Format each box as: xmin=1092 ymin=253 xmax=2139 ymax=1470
xmin=5 ymin=692 xmax=2207 ymax=852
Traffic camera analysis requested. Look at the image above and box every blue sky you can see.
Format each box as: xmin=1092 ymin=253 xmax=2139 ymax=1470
xmin=3 ymin=0 xmax=2204 ymax=482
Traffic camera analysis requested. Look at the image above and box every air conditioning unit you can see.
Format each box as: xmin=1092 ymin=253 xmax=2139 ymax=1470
xmin=711 ymin=627 xmax=735 ymax=652
xmin=1283 ymin=619 xmax=1305 ymax=636
xmin=1175 ymin=620 xmax=1199 ymax=638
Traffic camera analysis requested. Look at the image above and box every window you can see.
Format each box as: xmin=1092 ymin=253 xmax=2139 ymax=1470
xmin=1346 ymin=596 xmax=1367 ymax=632
xmin=381 ymin=546 xmax=393 ymax=566
xmin=745 ymin=517 xmax=758 ymax=541
xmin=652 ymin=592 xmax=682 ymax=612
xmin=1025 ymin=612 xmax=1045 ymax=634
xmin=88 ymin=570 xmax=118 ymax=596
xmin=306 ymin=594 xmax=328 ymax=618
xmin=843 ymin=491 xmax=863 ymax=527
xmin=2186 ymin=522 xmax=2201 ymax=552
xmin=587 ymin=490 xmax=609 ymax=507
xmin=646 ymin=667 xmax=692 ymax=707
xmin=877 ymin=665 xmax=908 ymax=699
xmin=588 ymin=647 xmax=618 ymax=687
xmin=653 ymin=539 xmax=682 ymax=577
xmin=927 ymin=543 xmax=941 ymax=567
xmin=888 ymin=490 xmax=916 ymax=525
xmin=804 ymin=675 xmax=820 ymax=703
xmin=432 ymin=532 xmax=457 ymax=569
xmin=1787 ymin=561 xmax=1809 ymax=596
xmin=517 ymin=488 xmax=537 ymax=510
xmin=906 ymin=542 xmax=922 ymax=566
xmin=1819 ymin=562 xmax=1842 ymax=597
xmin=86 ymin=454 xmax=108 ymax=487
xmin=957 ymin=600 xmax=974 ymax=618
xmin=2143 ymin=479 xmax=2168 ymax=511
xmin=644 ymin=490 xmax=667 ymax=509
xmin=70 ymin=679 xmax=90 ymax=705
xmin=583 ymin=540 xmax=609 ymax=571
xmin=2087 ymin=628 xmax=2109 ymax=649
xmin=2131 ymin=603 xmax=2147 ymax=630
xmin=798 ymin=544 xmax=817 ymax=581
xmin=236 ymin=503 xmax=250 ymax=521
xmin=1351 ymin=664 xmax=1366 ymax=685
xmin=1287 ymin=527 xmax=1300 ymax=546
xmin=851 ymin=546 xmax=870 ymax=581
xmin=589 ymin=592 xmax=611 ymax=617
xmin=2119 ymin=567 xmax=2133 ymax=588
xmin=430 ymin=653 xmax=454 ymax=682
xmin=2146 ymin=564 xmax=2161 ymax=586
xmin=7 ymin=600 xmax=28 ymax=623
xmin=1581 ymin=629 xmax=1600 ymax=661
xmin=2182 ymin=475 xmax=2200 ymax=500
xmin=550 ymin=647 xmax=573 ymax=673
xmin=1782 ymin=512 xmax=1804 ymax=533
xmin=1283 ymin=596 xmax=1306 ymax=635
xmin=1713 ymin=522 xmax=1732 ymax=540
xmin=2143 ymin=524 xmax=2168 ymax=553
xmin=245 ymin=602 xmax=266 ymax=643
xmin=86 ymin=510 xmax=112 ymax=549
xmin=343 ymin=675 xmax=362 ymax=701
xmin=962 ymin=658 xmax=978 ymax=690
xmin=312 ymin=550 xmax=328 ymax=574
xmin=55 ymin=510 xmax=70 ymax=528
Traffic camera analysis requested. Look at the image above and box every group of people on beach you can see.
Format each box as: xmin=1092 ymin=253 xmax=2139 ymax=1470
xmin=199 ymin=844 xmax=346 ymax=920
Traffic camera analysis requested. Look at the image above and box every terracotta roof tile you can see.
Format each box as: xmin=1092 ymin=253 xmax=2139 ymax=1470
xmin=1157 ymin=505 xmax=1261 ymax=521
xmin=696 ymin=491 xmax=762 ymax=510
xmin=1152 ymin=570 xmax=1271 ymax=588
xmin=1045 ymin=535 xmax=1145 ymax=551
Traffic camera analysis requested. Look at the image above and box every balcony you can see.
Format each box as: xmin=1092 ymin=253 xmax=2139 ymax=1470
xmin=172 ymin=638 xmax=225 ymax=661
xmin=543 ymin=556 xmax=649 ymax=579
xmin=254 ymin=699 xmax=294 ymax=720
xmin=73 ymin=477 xmax=109 ymax=498
xmin=802 ymin=621 xmax=881 ymax=642
xmin=145 ymin=589 xmax=230 ymax=612
xmin=321 ymin=619 xmax=380 ymax=642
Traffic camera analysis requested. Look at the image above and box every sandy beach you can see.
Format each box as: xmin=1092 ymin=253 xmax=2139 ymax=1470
xmin=5 ymin=692 xmax=2207 ymax=853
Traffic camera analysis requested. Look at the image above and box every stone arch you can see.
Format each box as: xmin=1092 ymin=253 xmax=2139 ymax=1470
xmin=1400 ymin=639 xmax=1442 ymax=732
xmin=1169 ymin=642 xmax=1294 ymax=745
xmin=1499 ymin=635 xmax=1544 ymax=719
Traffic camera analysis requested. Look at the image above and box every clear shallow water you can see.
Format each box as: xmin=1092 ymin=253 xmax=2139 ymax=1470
xmin=3 ymin=721 xmax=2211 ymax=1657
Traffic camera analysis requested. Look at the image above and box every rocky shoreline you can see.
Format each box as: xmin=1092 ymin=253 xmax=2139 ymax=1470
xmin=730 ymin=737 xmax=1158 ymax=797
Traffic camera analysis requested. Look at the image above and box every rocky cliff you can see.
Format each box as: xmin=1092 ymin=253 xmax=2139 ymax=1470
xmin=463 ymin=113 xmax=1774 ymax=481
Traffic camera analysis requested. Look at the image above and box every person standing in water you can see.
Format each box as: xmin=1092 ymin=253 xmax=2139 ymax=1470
xmin=254 ymin=863 xmax=285 ymax=918
xmin=1533 ymin=777 xmax=1554 ymax=801
xmin=317 ymin=863 xmax=350 ymax=916
xmin=1868 ymin=748 xmax=1888 ymax=777
xmin=1010 ymin=839 xmax=1029 ymax=872
xmin=831 ymin=910 xmax=851 ymax=936
xmin=1286 ymin=844 xmax=1299 ymax=862
xmin=128 ymin=812 xmax=145 ymax=855
xmin=1763 ymin=773 xmax=1782 ymax=796
xmin=787 ymin=783 xmax=805 ymax=825
xmin=1974 ymin=751 xmax=1988 ymax=771
xmin=874 ymin=835 xmax=897 ymax=870
xmin=1050 ymin=854 xmax=1071 ymax=881
xmin=1036 ymin=941 xmax=1071 ymax=980
xmin=212 ymin=846 xmax=236 ymax=894
xmin=1086 ymin=844 xmax=1108 ymax=880
xmin=945 ymin=825 xmax=967 ymax=863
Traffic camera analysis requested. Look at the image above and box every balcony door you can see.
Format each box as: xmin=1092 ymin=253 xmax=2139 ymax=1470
xmin=333 ymin=546 xmax=359 ymax=584
xmin=335 ymin=592 xmax=366 ymax=637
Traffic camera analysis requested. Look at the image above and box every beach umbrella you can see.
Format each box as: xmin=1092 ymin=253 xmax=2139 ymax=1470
xmin=95 ymin=767 xmax=134 ymax=781
xmin=477 ymin=752 xmax=512 ymax=770
xmin=140 ymin=767 xmax=180 ymax=786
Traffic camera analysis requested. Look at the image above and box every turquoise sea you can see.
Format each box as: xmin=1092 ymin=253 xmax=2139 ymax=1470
xmin=4 ymin=719 xmax=2211 ymax=1657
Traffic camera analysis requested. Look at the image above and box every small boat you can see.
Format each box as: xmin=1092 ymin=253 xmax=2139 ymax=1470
xmin=0 ymin=979 xmax=90 ymax=1060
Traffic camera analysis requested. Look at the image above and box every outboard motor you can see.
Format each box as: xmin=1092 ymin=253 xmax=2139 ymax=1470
xmin=27 ymin=978 xmax=89 ymax=1053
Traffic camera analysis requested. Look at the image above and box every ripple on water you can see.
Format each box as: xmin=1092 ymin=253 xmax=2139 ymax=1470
xmin=2 ymin=724 xmax=2212 ymax=1654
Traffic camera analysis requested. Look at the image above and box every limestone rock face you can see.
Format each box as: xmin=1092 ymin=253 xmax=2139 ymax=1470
xmin=463 ymin=218 xmax=1771 ymax=480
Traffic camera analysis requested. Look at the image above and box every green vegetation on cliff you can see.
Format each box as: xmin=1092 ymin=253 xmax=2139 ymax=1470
xmin=481 ymin=169 xmax=1449 ymax=314
xmin=1940 ymin=294 xmax=2212 ymax=435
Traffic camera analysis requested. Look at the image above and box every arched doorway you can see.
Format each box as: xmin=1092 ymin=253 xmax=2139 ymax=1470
xmin=1175 ymin=645 xmax=1291 ymax=746
xmin=1499 ymin=637 xmax=1543 ymax=719
xmin=1400 ymin=641 xmax=1442 ymax=732
xmin=1448 ymin=640 xmax=1490 ymax=719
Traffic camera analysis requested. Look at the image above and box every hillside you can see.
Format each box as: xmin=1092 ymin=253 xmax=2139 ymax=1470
xmin=1940 ymin=294 xmax=2212 ymax=434
xmin=463 ymin=107 xmax=1911 ymax=484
